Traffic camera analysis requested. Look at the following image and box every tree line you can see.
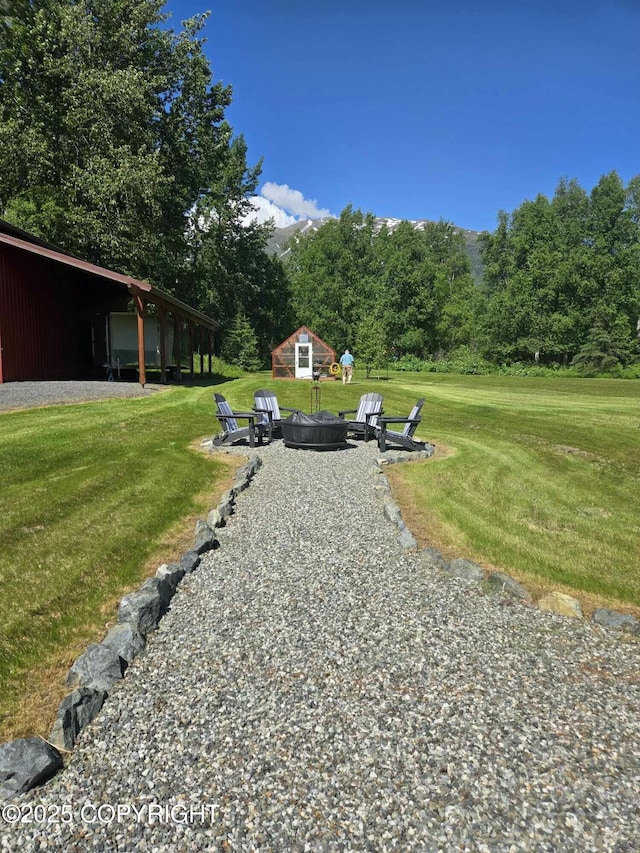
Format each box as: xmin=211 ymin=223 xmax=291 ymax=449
xmin=1 ymin=0 xmax=638 ymax=376
xmin=0 ymin=0 xmax=292 ymax=365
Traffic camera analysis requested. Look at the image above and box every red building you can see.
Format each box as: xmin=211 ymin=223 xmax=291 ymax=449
xmin=0 ymin=219 xmax=217 ymax=385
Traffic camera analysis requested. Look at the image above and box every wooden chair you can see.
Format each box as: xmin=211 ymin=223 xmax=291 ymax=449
xmin=253 ymin=389 xmax=300 ymax=438
xmin=375 ymin=398 xmax=426 ymax=452
xmin=213 ymin=393 xmax=269 ymax=448
xmin=338 ymin=392 xmax=383 ymax=440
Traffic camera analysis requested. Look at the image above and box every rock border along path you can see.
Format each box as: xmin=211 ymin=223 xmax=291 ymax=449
xmin=1 ymin=439 xmax=639 ymax=852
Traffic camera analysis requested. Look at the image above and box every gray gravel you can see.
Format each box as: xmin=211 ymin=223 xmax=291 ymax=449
xmin=0 ymin=380 xmax=162 ymax=411
xmin=2 ymin=440 xmax=639 ymax=852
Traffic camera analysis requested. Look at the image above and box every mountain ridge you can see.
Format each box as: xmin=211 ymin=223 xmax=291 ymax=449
xmin=265 ymin=216 xmax=484 ymax=281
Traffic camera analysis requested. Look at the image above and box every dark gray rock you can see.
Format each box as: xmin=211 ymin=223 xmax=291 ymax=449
xmin=193 ymin=520 xmax=218 ymax=555
xmin=398 ymin=525 xmax=418 ymax=550
xmin=483 ymin=571 xmax=532 ymax=602
xmin=180 ymin=550 xmax=201 ymax=574
xmin=232 ymin=477 xmax=249 ymax=495
xmin=117 ymin=585 xmax=165 ymax=636
xmin=218 ymin=495 xmax=235 ymax=521
xmin=382 ymin=499 xmax=403 ymax=525
xmin=419 ymin=547 xmax=449 ymax=571
xmin=247 ymin=453 xmax=262 ymax=474
xmin=101 ymin=622 xmax=146 ymax=664
xmin=66 ymin=643 xmax=125 ymax=692
xmin=49 ymin=687 xmax=107 ymax=751
xmin=378 ymin=446 xmax=435 ymax=465
xmin=156 ymin=561 xmax=185 ymax=592
xmin=234 ymin=464 xmax=253 ymax=489
xmin=592 ymin=608 xmax=640 ymax=635
xmin=218 ymin=490 xmax=235 ymax=516
xmin=207 ymin=507 xmax=225 ymax=529
xmin=138 ymin=576 xmax=173 ymax=610
xmin=0 ymin=738 xmax=63 ymax=800
xmin=447 ymin=558 xmax=484 ymax=583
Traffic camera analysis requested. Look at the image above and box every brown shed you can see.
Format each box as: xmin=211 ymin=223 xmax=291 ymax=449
xmin=271 ymin=326 xmax=336 ymax=379
xmin=0 ymin=219 xmax=217 ymax=385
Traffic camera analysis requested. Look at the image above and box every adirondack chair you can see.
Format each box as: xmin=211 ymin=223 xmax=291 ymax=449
xmin=375 ymin=398 xmax=426 ymax=452
xmin=213 ymin=393 xmax=269 ymax=448
xmin=253 ymin=389 xmax=300 ymax=438
xmin=338 ymin=392 xmax=383 ymax=440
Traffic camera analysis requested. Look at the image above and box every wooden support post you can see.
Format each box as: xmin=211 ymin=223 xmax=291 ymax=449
xmin=199 ymin=326 xmax=204 ymax=376
xmin=188 ymin=322 xmax=194 ymax=379
xmin=207 ymin=329 xmax=212 ymax=376
xmin=175 ymin=317 xmax=182 ymax=381
xmin=159 ymin=306 xmax=167 ymax=384
xmin=133 ymin=293 xmax=146 ymax=387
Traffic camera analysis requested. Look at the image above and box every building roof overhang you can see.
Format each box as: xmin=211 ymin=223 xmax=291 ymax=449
xmin=0 ymin=228 xmax=218 ymax=331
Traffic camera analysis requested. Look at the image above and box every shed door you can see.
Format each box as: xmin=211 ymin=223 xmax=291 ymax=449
xmin=295 ymin=343 xmax=313 ymax=378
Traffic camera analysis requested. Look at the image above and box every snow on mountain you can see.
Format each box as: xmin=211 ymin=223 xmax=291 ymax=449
xmin=264 ymin=216 xmax=484 ymax=281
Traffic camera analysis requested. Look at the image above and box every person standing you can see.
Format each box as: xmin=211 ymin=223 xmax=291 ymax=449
xmin=339 ymin=348 xmax=354 ymax=384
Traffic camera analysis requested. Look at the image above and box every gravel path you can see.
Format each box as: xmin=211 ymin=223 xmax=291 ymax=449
xmin=2 ymin=440 xmax=639 ymax=852
xmin=0 ymin=380 xmax=162 ymax=411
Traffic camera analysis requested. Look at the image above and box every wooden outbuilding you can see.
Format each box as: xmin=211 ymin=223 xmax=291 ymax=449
xmin=0 ymin=219 xmax=218 ymax=385
xmin=271 ymin=326 xmax=336 ymax=379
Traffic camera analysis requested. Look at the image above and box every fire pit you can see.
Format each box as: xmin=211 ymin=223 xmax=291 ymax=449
xmin=281 ymin=410 xmax=349 ymax=451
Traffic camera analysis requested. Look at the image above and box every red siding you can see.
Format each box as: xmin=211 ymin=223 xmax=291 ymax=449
xmin=0 ymin=245 xmax=79 ymax=381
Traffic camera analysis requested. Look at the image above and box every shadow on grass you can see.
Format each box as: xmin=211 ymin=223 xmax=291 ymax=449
xmin=144 ymin=373 xmax=238 ymax=388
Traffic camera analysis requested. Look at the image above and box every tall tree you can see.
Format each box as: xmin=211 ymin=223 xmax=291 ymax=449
xmin=0 ymin=0 xmax=266 ymax=309
xmin=287 ymin=205 xmax=380 ymax=350
xmin=479 ymin=173 xmax=640 ymax=366
xmin=287 ymin=207 xmax=476 ymax=360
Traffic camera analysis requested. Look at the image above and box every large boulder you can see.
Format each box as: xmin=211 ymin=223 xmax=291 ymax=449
xmin=49 ymin=687 xmax=107 ymax=751
xmin=0 ymin=738 xmax=63 ymax=800
xmin=66 ymin=643 xmax=125 ymax=692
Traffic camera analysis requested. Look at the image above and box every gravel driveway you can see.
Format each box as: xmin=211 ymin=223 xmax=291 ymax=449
xmin=2 ymin=440 xmax=639 ymax=851
xmin=0 ymin=380 xmax=163 ymax=412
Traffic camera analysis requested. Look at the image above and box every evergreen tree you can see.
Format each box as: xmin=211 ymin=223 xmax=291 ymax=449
xmin=220 ymin=310 xmax=261 ymax=371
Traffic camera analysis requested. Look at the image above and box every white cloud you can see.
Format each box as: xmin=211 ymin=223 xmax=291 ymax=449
xmin=242 ymin=182 xmax=335 ymax=228
xmin=261 ymin=182 xmax=334 ymax=220
xmin=242 ymin=196 xmax=299 ymax=228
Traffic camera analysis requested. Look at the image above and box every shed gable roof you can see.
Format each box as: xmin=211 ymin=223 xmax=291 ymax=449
xmin=272 ymin=326 xmax=334 ymax=354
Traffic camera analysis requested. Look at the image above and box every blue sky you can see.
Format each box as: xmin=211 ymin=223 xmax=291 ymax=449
xmin=163 ymin=0 xmax=639 ymax=233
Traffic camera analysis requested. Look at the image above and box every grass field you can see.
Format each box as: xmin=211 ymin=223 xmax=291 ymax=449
xmin=0 ymin=383 xmax=241 ymax=740
xmin=222 ymin=373 xmax=640 ymax=613
xmin=1 ymin=371 xmax=638 ymax=740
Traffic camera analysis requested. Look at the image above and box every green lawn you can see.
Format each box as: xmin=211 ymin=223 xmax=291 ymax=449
xmin=378 ymin=374 xmax=640 ymax=610
xmin=221 ymin=373 xmax=640 ymax=609
xmin=1 ymin=371 xmax=638 ymax=739
xmin=0 ymin=384 xmax=237 ymax=739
